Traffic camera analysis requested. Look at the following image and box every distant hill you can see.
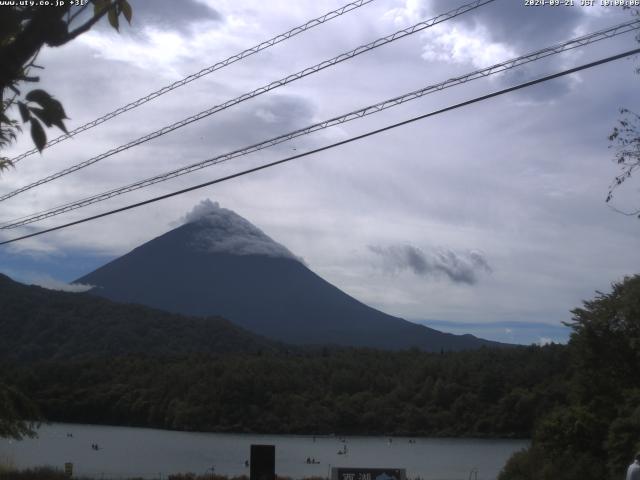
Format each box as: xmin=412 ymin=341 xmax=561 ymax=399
xmin=417 ymin=319 xmax=571 ymax=345
xmin=0 ymin=273 xmax=280 ymax=361
xmin=76 ymin=200 xmax=507 ymax=352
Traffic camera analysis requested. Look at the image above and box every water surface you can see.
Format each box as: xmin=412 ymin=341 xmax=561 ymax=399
xmin=0 ymin=423 xmax=528 ymax=480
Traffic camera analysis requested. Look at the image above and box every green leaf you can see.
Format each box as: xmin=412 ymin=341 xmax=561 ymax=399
xmin=0 ymin=158 xmax=14 ymax=173
xmin=120 ymin=0 xmax=132 ymax=24
xmin=25 ymin=90 xmax=68 ymax=119
xmin=93 ymin=0 xmax=109 ymax=16
xmin=52 ymin=117 xmax=68 ymax=134
xmin=30 ymin=118 xmax=46 ymax=152
xmin=25 ymin=89 xmax=52 ymax=105
xmin=45 ymin=97 xmax=68 ymax=120
xmin=17 ymin=102 xmax=30 ymax=122
xmin=31 ymin=107 xmax=68 ymax=134
xmin=30 ymin=108 xmax=52 ymax=127
xmin=108 ymin=6 xmax=119 ymax=31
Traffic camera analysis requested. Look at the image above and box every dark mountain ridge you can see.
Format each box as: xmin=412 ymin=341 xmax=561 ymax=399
xmin=76 ymin=201 xmax=507 ymax=351
xmin=0 ymin=273 xmax=280 ymax=361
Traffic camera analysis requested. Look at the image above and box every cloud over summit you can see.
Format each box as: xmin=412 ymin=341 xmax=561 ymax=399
xmin=182 ymin=200 xmax=300 ymax=261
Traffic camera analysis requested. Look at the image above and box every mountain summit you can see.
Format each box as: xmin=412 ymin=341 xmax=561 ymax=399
xmin=76 ymin=200 xmax=503 ymax=351
xmin=181 ymin=199 xmax=299 ymax=261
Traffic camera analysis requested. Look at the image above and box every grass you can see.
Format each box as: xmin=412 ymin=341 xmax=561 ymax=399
xmin=0 ymin=467 xmax=83 ymax=480
xmin=0 ymin=469 xmax=328 ymax=480
xmin=0 ymin=455 xmax=15 ymax=474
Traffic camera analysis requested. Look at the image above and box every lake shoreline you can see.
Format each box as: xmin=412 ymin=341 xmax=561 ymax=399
xmin=29 ymin=420 xmax=530 ymax=441
xmin=2 ymin=423 xmax=529 ymax=480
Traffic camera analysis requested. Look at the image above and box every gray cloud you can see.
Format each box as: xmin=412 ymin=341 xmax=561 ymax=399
xmin=425 ymin=0 xmax=586 ymax=49
xmin=76 ymin=0 xmax=221 ymax=37
xmin=499 ymin=64 xmax=575 ymax=102
xmin=116 ymin=0 xmax=222 ymax=33
xmin=155 ymin=93 xmax=319 ymax=159
xmin=182 ymin=199 xmax=301 ymax=261
xmin=370 ymin=244 xmax=492 ymax=285
xmin=413 ymin=0 xmax=604 ymax=102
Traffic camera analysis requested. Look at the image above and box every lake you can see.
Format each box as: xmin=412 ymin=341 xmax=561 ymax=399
xmin=0 ymin=423 xmax=528 ymax=480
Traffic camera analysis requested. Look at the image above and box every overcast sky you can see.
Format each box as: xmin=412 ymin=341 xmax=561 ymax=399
xmin=1 ymin=0 xmax=639 ymax=344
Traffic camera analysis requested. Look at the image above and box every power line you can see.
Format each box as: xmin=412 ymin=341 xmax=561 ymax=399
xmin=3 ymin=19 xmax=638 ymax=230
xmin=9 ymin=0 xmax=376 ymax=164
xmin=0 ymin=0 xmax=495 ymax=203
xmin=2 ymin=47 xmax=638 ymax=246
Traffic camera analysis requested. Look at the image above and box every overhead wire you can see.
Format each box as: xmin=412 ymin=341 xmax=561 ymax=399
xmin=0 ymin=0 xmax=496 ymax=203
xmin=9 ymin=0 xmax=377 ymax=164
xmin=2 ymin=47 xmax=638 ymax=246
xmin=2 ymin=19 xmax=638 ymax=230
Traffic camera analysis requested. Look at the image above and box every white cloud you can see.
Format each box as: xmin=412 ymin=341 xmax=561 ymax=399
xmin=78 ymin=28 xmax=192 ymax=76
xmin=420 ymin=25 xmax=517 ymax=69
xmin=182 ymin=199 xmax=301 ymax=261
xmin=26 ymin=274 xmax=94 ymax=293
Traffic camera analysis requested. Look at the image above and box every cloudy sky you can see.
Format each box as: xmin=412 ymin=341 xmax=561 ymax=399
xmin=1 ymin=0 xmax=639 ymax=344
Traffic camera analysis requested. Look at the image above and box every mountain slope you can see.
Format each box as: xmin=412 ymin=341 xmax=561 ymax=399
xmin=76 ymin=201 xmax=506 ymax=351
xmin=0 ymin=273 xmax=280 ymax=361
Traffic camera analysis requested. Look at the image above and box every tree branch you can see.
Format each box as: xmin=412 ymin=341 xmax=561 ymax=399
xmin=66 ymin=1 xmax=117 ymax=42
xmin=0 ymin=7 xmax=66 ymax=90
xmin=607 ymin=203 xmax=640 ymax=217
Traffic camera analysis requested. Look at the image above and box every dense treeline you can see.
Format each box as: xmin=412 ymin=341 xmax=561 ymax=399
xmin=499 ymin=275 xmax=640 ymax=480
xmin=3 ymin=345 xmax=568 ymax=438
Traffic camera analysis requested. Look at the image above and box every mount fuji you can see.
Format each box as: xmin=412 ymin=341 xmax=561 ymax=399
xmin=76 ymin=200 xmax=504 ymax=351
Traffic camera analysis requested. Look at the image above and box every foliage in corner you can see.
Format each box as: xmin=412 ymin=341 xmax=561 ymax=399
xmin=607 ymin=108 xmax=640 ymax=217
xmin=499 ymin=275 xmax=640 ymax=480
xmin=0 ymin=0 xmax=132 ymax=167
xmin=606 ymin=6 xmax=640 ymax=217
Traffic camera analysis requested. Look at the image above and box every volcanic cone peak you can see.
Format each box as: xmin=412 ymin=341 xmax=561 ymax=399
xmin=76 ymin=200 xmax=507 ymax=350
xmin=182 ymin=199 xmax=299 ymax=261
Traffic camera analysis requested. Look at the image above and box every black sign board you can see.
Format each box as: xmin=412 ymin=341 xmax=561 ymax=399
xmin=333 ymin=468 xmax=406 ymax=480
xmin=250 ymin=444 xmax=275 ymax=480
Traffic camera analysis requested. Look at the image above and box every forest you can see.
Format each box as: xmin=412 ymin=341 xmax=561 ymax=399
xmin=2 ymin=344 xmax=567 ymax=438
